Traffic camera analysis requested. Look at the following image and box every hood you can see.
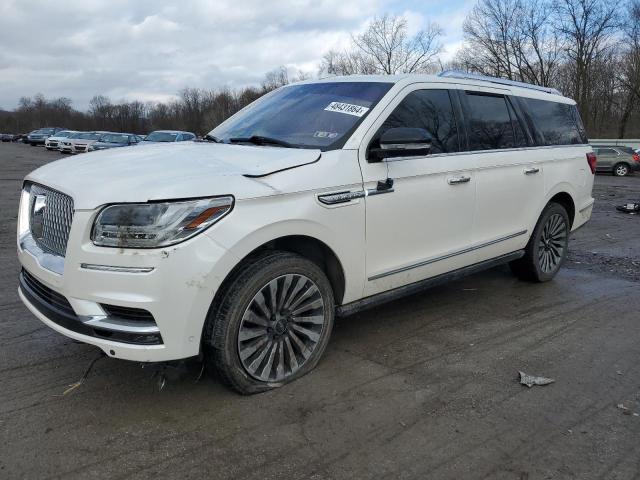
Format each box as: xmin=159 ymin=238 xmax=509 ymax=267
xmin=26 ymin=142 xmax=321 ymax=209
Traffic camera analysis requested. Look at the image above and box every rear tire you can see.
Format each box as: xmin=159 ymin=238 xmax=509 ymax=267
xmin=203 ymin=251 xmax=335 ymax=394
xmin=613 ymin=163 xmax=630 ymax=177
xmin=509 ymin=202 xmax=570 ymax=282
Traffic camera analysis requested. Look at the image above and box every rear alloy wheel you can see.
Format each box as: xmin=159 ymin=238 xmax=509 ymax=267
xmin=614 ymin=163 xmax=630 ymax=177
xmin=204 ymin=251 xmax=334 ymax=394
xmin=510 ymin=202 xmax=570 ymax=282
xmin=537 ymin=213 xmax=568 ymax=274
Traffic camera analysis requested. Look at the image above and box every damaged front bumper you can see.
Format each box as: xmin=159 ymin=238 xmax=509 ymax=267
xmin=17 ymin=209 xmax=239 ymax=362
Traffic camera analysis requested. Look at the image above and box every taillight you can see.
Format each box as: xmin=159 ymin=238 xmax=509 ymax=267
xmin=586 ymin=152 xmax=597 ymax=174
xmin=633 ymin=153 xmax=640 ymax=162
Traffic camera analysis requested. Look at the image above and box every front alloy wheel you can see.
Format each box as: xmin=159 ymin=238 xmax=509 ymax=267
xmin=238 ymin=274 xmax=326 ymax=382
xmin=204 ymin=251 xmax=335 ymax=394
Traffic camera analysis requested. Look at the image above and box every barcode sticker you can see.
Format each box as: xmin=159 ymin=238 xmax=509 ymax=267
xmin=324 ymin=102 xmax=370 ymax=117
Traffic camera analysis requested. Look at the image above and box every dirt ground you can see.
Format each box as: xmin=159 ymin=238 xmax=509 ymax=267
xmin=1 ymin=142 xmax=639 ymax=479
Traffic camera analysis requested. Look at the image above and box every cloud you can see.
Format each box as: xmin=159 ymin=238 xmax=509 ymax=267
xmin=0 ymin=0 xmax=471 ymax=110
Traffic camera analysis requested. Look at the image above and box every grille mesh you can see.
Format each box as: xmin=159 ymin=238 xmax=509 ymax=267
xmin=29 ymin=184 xmax=74 ymax=257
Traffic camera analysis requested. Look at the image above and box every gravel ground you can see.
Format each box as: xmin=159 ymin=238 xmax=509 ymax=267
xmin=1 ymin=142 xmax=639 ymax=480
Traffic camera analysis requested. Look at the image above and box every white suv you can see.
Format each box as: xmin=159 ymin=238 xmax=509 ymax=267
xmin=17 ymin=72 xmax=595 ymax=393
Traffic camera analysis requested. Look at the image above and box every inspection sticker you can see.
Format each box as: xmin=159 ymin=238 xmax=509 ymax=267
xmin=324 ymin=102 xmax=370 ymax=117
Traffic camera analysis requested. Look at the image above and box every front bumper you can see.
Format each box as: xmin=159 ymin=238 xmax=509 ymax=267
xmin=17 ymin=209 xmax=240 ymax=362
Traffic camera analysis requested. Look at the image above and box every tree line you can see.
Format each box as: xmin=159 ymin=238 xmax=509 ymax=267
xmin=1 ymin=0 xmax=637 ymax=138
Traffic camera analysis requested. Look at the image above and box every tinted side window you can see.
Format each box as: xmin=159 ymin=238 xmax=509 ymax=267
xmin=522 ymin=98 xmax=585 ymax=146
xmin=377 ymin=89 xmax=459 ymax=154
xmin=464 ymin=92 xmax=518 ymax=151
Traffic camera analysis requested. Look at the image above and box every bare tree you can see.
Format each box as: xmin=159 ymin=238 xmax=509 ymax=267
xmin=320 ymin=14 xmax=443 ymax=76
xmin=459 ymin=0 xmax=562 ymax=86
xmin=554 ymin=0 xmax=619 ymax=124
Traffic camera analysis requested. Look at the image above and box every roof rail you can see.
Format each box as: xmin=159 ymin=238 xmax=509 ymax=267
xmin=438 ymin=70 xmax=562 ymax=96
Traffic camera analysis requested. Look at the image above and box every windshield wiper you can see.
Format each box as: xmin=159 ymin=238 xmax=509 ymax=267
xmin=228 ymin=135 xmax=295 ymax=148
xmin=203 ymin=134 xmax=222 ymax=143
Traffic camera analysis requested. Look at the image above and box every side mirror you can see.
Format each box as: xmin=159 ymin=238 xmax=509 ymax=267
xmin=370 ymin=127 xmax=432 ymax=161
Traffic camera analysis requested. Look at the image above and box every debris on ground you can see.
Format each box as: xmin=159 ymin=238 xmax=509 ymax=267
xmin=62 ymin=352 xmax=105 ymax=395
xmin=616 ymin=203 xmax=640 ymax=214
xmin=519 ymin=371 xmax=555 ymax=388
xmin=617 ymin=403 xmax=632 ymax=415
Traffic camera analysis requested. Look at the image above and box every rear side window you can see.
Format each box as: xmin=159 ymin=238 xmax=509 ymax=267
xmin=463 ymin=92 xmax=522 ymax=151
xmin=377 ymin=89 xmax=459 ymax=154
xmin=522 ymin=98 xmax=586 ymax=145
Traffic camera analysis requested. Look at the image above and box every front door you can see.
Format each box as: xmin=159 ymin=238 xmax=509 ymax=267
xmin=358 ymin=86 xmax=477 ymax=297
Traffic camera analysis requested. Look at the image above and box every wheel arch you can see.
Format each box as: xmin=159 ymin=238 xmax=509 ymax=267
xmin=212 ymin=233 xmax=347 ymax=309
xmin=538 ymin=183 xmax=577 ymax=230
xmin=613 ymin=161 xmax=632 ymax=174
xmin=548 ymin=191 xmax=575 ymax=228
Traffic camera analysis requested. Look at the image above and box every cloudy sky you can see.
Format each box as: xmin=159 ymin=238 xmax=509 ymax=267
xmin=0 ymin=0 xmax=474 ymax=110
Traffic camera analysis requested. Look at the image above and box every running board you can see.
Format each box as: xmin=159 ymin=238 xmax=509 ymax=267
xmin=336 ymin=250 xmax=525 ymax=317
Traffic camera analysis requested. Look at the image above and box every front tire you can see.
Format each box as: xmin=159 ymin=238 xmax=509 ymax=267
xmin=203 ymin=251 xmax=335 ymax=394
xmin=614 ymin=163 xmax=630 ymax=177
xmin=510 ymin=202 xmax=570 ymax=282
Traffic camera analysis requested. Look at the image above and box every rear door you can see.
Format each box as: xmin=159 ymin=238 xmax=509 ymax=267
xmin=458 ymin=89 xmax=545 ymax=262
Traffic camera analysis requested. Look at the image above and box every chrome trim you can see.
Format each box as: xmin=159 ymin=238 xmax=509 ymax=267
xmin=318 ymin=190 xmax=365 ymax=205
xmin=438 ymin=70 xmax=563 ymax=95
xmin=20 ymin=233 xmax=65 ymax=275
xmin=381 ymin=142 xmax=431 ymax=150
xmin=80 ymin=315 xmax=160 ymax=334
xmin=447 ymin=175 xmax=471 ymax=185
xmin=381 ymin=144 xmax=590 ymax=163
xmin=80 ymin=264 xmax=155 ymax=274
xmin=366 ymin=186 xmax=394 ymax=196
xmin=368 ymin=230 xmax=528 ymax=281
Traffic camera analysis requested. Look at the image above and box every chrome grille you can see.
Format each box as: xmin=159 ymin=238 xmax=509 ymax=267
xmin=29 ymin=184 xmax=74 ymax=257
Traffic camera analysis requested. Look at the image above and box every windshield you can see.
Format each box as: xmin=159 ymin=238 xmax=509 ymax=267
xmin=144 ymin=131 xmax=178 ymax=142
xmin=69 ymin=132 xmax=86 ymax=139
xmin=100 ymin=133 xmax=129 ymax=144
xmin=55 ymin=131 xmax=74 ymax=137
xmin=209 ymin=82 xmax=392 ymax=150
xmin=37 ymin=128 xmax=55 ymax=134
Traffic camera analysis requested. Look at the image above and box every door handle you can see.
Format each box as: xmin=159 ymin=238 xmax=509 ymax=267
xmin=524 ymin=167 xmax=540 ymax=175
xmin=447 ymin=175 xmax=471 ymax=185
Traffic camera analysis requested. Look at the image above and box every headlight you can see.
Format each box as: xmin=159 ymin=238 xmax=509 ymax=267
xmin=91 ymin=196 xmax=234 ymax=248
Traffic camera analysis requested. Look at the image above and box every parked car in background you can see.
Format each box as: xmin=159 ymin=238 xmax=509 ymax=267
xmin=1 ymin=133 xmax=16 ymax=142
xmin=59 ymin=131 xmax=106 ymax=154
xmin=17 ymin=72 xmax=595 ymax=394
xmin=88 ymin=133 xmax=144 ymax=151
xmin=45 ymin=130 xmax=76 ymax=151
xmin=591 ymin=145 xmax=640 ymax=176
xmin=27 ymin=127 xmax=65 ymax=146
xmin=142 ymin=130 xmax=196 ymax=143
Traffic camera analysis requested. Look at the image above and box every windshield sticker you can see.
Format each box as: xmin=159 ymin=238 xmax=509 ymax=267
xmin=324 ymin=102 xmax=370 ymax=117
xmin=313 ymin=131 xmax=339 ymax=139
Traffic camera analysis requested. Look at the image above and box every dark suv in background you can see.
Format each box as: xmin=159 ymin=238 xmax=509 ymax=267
xmin=592 ymin=145 xmax=640 ymax=176
xmin=27 ymin=127 xmax=65 ymax=146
